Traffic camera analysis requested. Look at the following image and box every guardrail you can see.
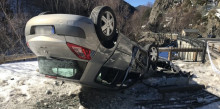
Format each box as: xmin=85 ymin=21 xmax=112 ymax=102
xmin=0 ymin=53 xmax=36 ymax=64
xmin=159 ymin=47 xmax=204 ymax=62
xmin=177 ymin=36 xmax=207 ymax=63
xmin=178 ymin=37 xmax=205 ymax=47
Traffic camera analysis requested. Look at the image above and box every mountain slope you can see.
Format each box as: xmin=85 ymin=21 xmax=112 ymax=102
xmin=148 ymin=0 xmax=220 ymax=37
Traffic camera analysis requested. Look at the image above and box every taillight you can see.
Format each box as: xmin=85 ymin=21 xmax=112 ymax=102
xmin=67 ymin=42 xmax=91 ymax=60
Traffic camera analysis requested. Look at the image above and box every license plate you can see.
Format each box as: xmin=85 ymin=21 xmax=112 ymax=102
xmin=34 ymin=26 xmax=55 ymax=35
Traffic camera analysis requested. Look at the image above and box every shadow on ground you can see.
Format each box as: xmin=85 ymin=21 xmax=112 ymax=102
xmin=34 ymin=80 xmax=220 ymax=109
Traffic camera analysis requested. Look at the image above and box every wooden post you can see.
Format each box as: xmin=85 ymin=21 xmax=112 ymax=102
xmin=211 ymin=43 xmax=215 ymax=50
xmin=168 ymin=47 xmax=172 ymax=61
xmin=202 ymin=40 xmax=207 ymax=63
xmin=0 ymin=55 xmax=5 ymax=64
xmin=218 ymin=46 xmax=220 ymax=52
xmin=193 ymin=52 xmax=198 ymax=62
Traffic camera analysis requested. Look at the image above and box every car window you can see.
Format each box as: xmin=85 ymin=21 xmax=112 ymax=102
xmin=38 ymin=57 xmax=87 ymax=80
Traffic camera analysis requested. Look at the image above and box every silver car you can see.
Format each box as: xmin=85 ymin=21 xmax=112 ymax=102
xmin=25 ymin=6 xmax=158 ymax=89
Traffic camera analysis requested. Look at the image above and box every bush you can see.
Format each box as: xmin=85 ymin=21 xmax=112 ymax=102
xmin=196 ymin=0 xmax=207 ymax=5
xmin=183 ymin=0 xmax=192 ymax=7
xmin=201 ymin=16 xmax=208 ymax=22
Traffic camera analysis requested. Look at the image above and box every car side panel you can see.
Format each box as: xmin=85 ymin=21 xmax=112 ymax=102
xmin=103 ymin=50 xmax=131 ymax=70
xmin=116 ymin=34 xmax=133 ymax=55
xmin=102 ymin=34 xmax=136 ymax=71
xmin=79 ymin=35 xmax=122 ymax=87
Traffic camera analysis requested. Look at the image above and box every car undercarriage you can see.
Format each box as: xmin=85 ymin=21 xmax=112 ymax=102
xmin=25 ymin=6 xmax=159 ymax=89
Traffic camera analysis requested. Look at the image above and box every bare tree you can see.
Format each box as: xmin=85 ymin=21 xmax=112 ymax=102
xmin=0 ymin=0 xmax=30 ymax=55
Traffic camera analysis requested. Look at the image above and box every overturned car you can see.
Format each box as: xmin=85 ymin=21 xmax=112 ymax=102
xmin=25 ymin=6 xmax=158 ymax=89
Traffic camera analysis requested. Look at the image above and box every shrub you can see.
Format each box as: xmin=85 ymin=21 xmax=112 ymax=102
xmin=196 ymin=0 xmax=207 ymax=5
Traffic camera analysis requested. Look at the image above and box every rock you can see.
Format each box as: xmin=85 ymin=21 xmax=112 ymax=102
xmin=78 ymin=105 xmax=85 ymax=109
xmin=61 ymin=81 xmax=65 ymax=85
xmin=39 ymin=99 xmax=44 ymax=103
xmin=68 ymin=106 xmax=75 ymax=109
xmin=0 ymin=97 xmax=5 ymax=103
xmin=192 ymin=74 xmax=198 ymax=78
xmin=169 ymin=98 xmax=176 ymax=101
xmin=43 ymin=81 xmax=52 ymax=85
xmin=36 ymin=102 xmax=41 ymax=106
xmin=68 ymin=87 xmax=81 ymax=96
xmin=0 ymin=80 xmax=8 ymax=86
xmin=68 ymin=91 xmax=76 ymax=97
xmin=56 ymin=102 xmax=60 ymax=105
xmin=44 ymin=103 xmax=49 ymax=107
xmin=54 ymin=81 xmax=59 ymax=86
xmin=11 ymin=78 xmax=14 ymax=80
xmin=21 ymin=94 xmax=27 ymax=97
xmin=59 ymin=94 xmax=66 ymax=98
xmin=197 ymin=97 xmax=204 ymax=103
xmin=149 ymin=0 xmax=174 ymax=24
xmin=46 ymin=90 xmax=52 ymax=95
xmin=18 ymin=80 xmax=25 ymax=86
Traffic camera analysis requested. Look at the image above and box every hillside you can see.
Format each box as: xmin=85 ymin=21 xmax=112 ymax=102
xmin=148 ymin=0 xmax=220 ymax=37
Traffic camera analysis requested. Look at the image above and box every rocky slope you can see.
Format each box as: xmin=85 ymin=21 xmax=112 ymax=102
xmin=148 ymin=0 xmax=220 ymax=37
xmin=148 ymin=0 xmax=174 ymax=25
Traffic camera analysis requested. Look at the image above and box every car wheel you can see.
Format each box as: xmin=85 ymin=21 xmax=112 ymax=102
xmin=90 ymin=6 xmax=118 ymax=49
xmin=144 ymin=44 xmax=159 ymax=70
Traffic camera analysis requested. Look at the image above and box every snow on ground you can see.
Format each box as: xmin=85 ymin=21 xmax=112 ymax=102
xmin=0 ymin=61 xmax=160 ymax=109
xmin=0 ymin=61 xmax=81 ymax=109
xmin=173 ymin=58 xmax=220 ymax=97
xmin=0 ymin=58 xmax=220 ymax=108
xmin=173 ymin=58 xmax=220 ymax=109
xmin=216 ymin=9 xmax=220 ymax=19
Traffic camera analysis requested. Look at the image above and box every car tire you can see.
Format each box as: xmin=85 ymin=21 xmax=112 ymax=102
xmin=90 ymin=6 xmax=118 ymax=49
xmin=144 ymin=44 xmax=159 ymax=70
